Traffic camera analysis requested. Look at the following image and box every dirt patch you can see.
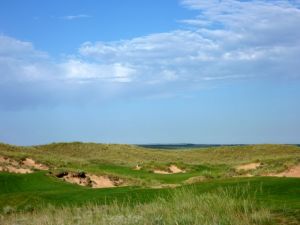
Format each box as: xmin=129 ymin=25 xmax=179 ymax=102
xmin=153 ymin=165 xmax=185 ymax=174
xmin=22 ymin=158 xmax=49 ymax=170
xmin=56 ymin=171 xmax=124 ymax=188
xmin=269 ymin=164 xmax=300 ymax=178
xmin=236 ymin=163 xmax=261 ymax=171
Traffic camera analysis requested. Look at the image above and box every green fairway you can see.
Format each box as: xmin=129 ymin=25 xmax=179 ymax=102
xmin=1 ymin=172 xmax=299 ymax=215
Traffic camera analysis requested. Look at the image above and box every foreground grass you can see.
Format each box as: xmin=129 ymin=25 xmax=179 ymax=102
xmin=0 ymin=188 xmax=272 ymax=225
xmin=1 ymin=172 xmax=299 ymax=223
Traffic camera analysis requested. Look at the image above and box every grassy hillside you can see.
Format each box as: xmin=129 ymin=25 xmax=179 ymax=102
xmin=1 ymin=142 xmax=300 ymax=224
xmin=0 ymin=142 xmax=299 ymax=187
xmin=1 ymin=142 xmax=299 ymax=165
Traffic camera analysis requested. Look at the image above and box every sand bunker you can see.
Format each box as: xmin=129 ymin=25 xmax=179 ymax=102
xmin=0 ymin=156 xmax=32 ymax=174
xmin=236 ymin=163 xmax=261 ymax=171
xmin=133 ymin=164 xmax=142 ymax=170
xmin=0 ymin=156 xmax=48 ymax=174
xmin=56 ymin=171 xmax=123 ymax=188
xmin=22 ymin=158 xmax=49 ymax=170
xmin=169 ymin=165 xmax=184 ymax=173
xmin=153 ymin=170 xmax=171 ymax=174
xmin=61 ymin=172 xmax=90 ymax=187
xmin=0 ymin=156 xmax=19 ymax=166
xmin=153 ymin=165 xmax=185 ymax=174
xmin=269 ymin=164 xmax=300 ymax=178
xmin=90 ymin=175 xmax=123 ymax=188
xmin=0 ymin=165 xmax=32 ymax=174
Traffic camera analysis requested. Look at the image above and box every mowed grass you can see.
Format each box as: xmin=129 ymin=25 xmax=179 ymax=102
xmin=1 ymin=172 xmax=300 ymax=222
xmin=1 ymin=174 xmax=300 ymax=224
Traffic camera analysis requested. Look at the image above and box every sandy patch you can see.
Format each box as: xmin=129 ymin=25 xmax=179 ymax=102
xmin=0 ymin=156 xmax=19 ymax=166
xmin=56 ymin=172 xmax=123 ymax=188
xmin=0 ymin=156 xmax=8 ymax=163
xmin=169 ymin=165 xmax=185 ymax=173
xmin=0 ymin=155 xmax=49 ymax=174
xmin=133 ymin=164 xmax=142 ymax=170
xmin=153 ymin=165 xmax=185 ymax=174
xmin=62 ymin=172 xmax=90 ymax=187
xmin=269 ymin=164 xmax=300 ymax=178
xmin=90 ymin=175 xmax=124 ymax=188
xmin=236 ymin=163 xmax=261 ymax=171
xmin=0 ymin=165 xmax=32 ymax=174
xmin=22 ymin=158 xmax=49 ymax=170
xmin=153 ymin=170 xmax=171 ymax=174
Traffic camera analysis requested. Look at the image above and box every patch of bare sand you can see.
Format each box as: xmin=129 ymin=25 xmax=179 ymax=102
xmin=0 ymin=156 xmax=8 ymax=163
xmin=0 ymin=165 xmax=32 ymax=174
xmin=153 ymin=165 xmax=185 ymax=174
xmin=90 ymin=175 xmax=123 ymax=188
xmin=0 ymin=156 xmax=33 ymax=174
xmin=153 ymin=170 xmax=171 ymax=174
xmin=56 ymin=172 xmax=124 ymax=188
xmin=236 ymin=163 xmax=261 ymax=171
xmin=62 ymin=173 xmax=90 ymax=187
xmin=0 ymin=156 xmax=19 ymax=166
xmin=22 ymin=158 xmax=49 ymax=170
xmin=269 ymin=164 xmax=300 ymax=178
xmin=133 ymin=164 xmax=142 ymax=170
xmin=169 ymin=165 xmax=185 ymax=173
xmin=0 ymin=156 xmax=49 ymax=174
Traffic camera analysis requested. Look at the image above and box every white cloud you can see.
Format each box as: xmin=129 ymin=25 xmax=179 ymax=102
xmin=0 ymin=35 xmax=48 ymax=59
xmin=60 ymin=14 xmax=91 ymax=20
xmin=61 ymin=59 xmax=136 ymax=82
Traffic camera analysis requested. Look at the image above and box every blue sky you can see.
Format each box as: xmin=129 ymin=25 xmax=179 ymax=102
xmin=0 ymin=0 xmax=300 ymax=145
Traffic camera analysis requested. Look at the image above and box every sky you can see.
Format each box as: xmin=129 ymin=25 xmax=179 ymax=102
xmin=0 ymin=0 xmax=300 ymax=145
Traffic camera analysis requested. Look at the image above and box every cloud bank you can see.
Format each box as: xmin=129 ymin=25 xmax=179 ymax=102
xmin=1 ymin=0 xmax=300 ymax=109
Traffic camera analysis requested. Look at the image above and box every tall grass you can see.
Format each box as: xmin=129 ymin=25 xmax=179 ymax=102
xmin=1 ymin=187 xmax=271 ymax=225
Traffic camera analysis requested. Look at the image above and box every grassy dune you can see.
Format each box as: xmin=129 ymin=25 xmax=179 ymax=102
xmin=0 ymin=143 xmax=299 ymax=180
xmin=1 ymin=142 xmax=299 ymax=166
xmin=0 ymin=143 xmax=300 ymax=224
